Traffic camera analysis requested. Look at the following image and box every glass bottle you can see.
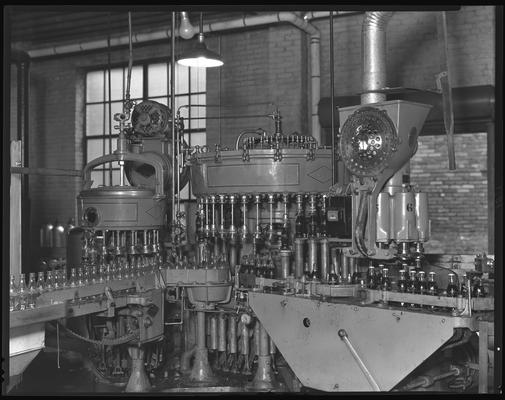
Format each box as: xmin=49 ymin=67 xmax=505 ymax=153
xmin=105 ymin=264 xmax=113 ymax=281
xmin=27 ymin=272 xmax=38 ymax=309
xmin=417 ymin=271 xmax=427 ymax=295
xmin=295 ymin=210 xmax=305 ymax=238
xmin=303 ymin=262 xmax=311 ymax=280
xmin=10 ymin=274 xmax=19 ymax=312
xmin=98 ymin=263 xmax=106 ymax=283
xmin=380 ymin=268 xmax=391 ymax=291
xmin=460 ymin=273 xmax=468 ymax=298
xmin=45 ymin=270 xmax=55 ymax=292
xmin=310 ymin=264 xmax=319 ymax=281
xmin=53 ymin=269 xmax=61 ymax=291
xmin=366 ymin=265 xmax=376 ymax=289
xmin=37 ymin=271 xmax=46 ymax=294
xmin=60 ymin=268 xmax=68 ymax=289
xmin=446 ymin=273 xmax=459 ymax=297
xmin=408 ymin=270 xmax=417 ymax=294
xmin=328 ymin=263 xmax=339 ymax=284
xmin=69 ymin=268 xmax=77 ymax=287
xmin=397 ymin=269 xmax=408 ymax=293
xmin=267 ymin=259 xmax=275 ymax=279
xmin=18 ymin=274 xmax=28 ymax=311
xmin=91 ymin=265 xmax=98 ymax=284
xmin=427 ymin=272 xmax=438 ymax=296
xmin=77 ymin=267 xmax=85 ymax=287
xmin=472 ymin=277 xmax=486 ymax=298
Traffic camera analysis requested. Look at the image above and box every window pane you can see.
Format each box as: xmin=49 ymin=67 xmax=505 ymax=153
xmin=175 ymin=63 xmax=189 ymax=94
xmin=189 ymin=94 xmax=206 ymax=130
xmin=91 ymin=170 xmax=105 ymax=187
xmin=148 ymin=63 xmax=168 ymax=97
xmin=125 ymin=66 xmax=143 ymax=99
xmin=105 ymin=67 xmax=124 ymax=101
xmin=86 ymin=70 xmax=104 ymax=102
xmin=105 ymin=101 xmax=125 ymax=134
xmin=175 ymin=95 xmax=189 ymax=114
xmin=110 ymin=169 xmax=122 ymax=187
xmin=86 ymin=138 xmax=111 ymax=162
xmin=184 ymin=131 xmax=206 ymax=147
xmin=86 ymin=104 xmax=105 ymax=136
xmin=190 ymin=67 xmax=206 ymax=93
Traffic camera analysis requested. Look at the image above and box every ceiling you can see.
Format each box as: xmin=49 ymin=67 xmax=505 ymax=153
xmin=7 ymin=8 xmax=261 ymax=50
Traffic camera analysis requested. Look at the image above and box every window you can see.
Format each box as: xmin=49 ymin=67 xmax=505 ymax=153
xmin=84 ymin=61 xmax=206 ymax=200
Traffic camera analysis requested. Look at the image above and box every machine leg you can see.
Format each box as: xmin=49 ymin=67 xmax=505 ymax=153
xmin=125 ymin=345 xmax=151 ymax=392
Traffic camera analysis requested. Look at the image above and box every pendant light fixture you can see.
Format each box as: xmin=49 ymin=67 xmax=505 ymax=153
xmin=177 ymin=13 xmax=224 ymax=68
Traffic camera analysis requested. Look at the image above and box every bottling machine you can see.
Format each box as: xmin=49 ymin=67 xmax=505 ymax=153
xmin=8 ymin=11 xmax=496 ymax=394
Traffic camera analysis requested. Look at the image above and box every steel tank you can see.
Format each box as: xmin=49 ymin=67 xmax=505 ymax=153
xmin=77 ymin=187 xmax=167 ymax=230
xmin=190 ymin=148 xmax=332 ymax=195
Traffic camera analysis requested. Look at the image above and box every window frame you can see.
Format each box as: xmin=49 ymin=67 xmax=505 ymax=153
xmin=83 ymin=57 xmax=206 ymax=201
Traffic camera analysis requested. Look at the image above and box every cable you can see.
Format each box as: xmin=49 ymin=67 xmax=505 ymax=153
xmin=58 ymin=322 xmax=139 ymax=346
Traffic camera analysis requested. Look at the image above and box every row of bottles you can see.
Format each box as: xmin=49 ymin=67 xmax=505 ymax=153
xmin=366 ymin=265 xmax=486 ymax=298
xmin=9 ymin=254 xmax=163 ymax=312
xmin=239 ymin=254 xmax=276 ymax=279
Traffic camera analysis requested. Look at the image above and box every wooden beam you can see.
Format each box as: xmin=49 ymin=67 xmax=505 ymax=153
xmin=10 ymin=141 xmax=22 ymax=275
xmin=11 ymin=166 xmax=82 ymax=177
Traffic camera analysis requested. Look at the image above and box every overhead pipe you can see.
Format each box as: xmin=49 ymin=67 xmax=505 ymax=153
xmin=17 ymin=12 xmax=355 ymax=142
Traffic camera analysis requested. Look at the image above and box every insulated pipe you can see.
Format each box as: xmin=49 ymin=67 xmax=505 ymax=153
xmin=361 ymin=12 xmax=394 ymax=105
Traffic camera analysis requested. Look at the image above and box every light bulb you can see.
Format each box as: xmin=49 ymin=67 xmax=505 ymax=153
xmin=179 ymin=12 xmax=195 ymax=40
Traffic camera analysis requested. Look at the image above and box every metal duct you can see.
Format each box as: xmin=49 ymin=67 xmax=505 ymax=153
xmin=361 ymin=12 xmax=394 ymax=105
xmin=318 ymin=85 xmax=495 ymax=135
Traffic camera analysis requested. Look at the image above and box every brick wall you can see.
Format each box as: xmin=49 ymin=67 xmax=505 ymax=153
xmin=410 ymin=133 xmax=489 ymax=254
xmin=316 ymin=6 xmax=495 ymax=97
xmin=11 ymin=6 xmax=495 ymax=264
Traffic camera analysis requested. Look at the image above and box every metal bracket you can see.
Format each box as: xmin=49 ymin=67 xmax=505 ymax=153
xmin=338 ymin=329 xmax=381 ymax=391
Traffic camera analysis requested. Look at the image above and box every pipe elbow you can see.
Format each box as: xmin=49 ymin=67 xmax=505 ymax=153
xmin=362 ymin=11 xmax=394 ymax=31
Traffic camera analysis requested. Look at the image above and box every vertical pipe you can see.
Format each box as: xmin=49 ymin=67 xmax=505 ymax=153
xmin=307 ymin=238 xmax=318 ymax=276
xmin=171 ymin=12 xmax=177 ymax=226
xmin=361 ymin=12 xmax=393 ymax=105
xmin=330 ymin=11 xmax=336 ymax=184
xmin=209 ymin=314 xmax=218 ymax=351
xmin=254 ymin=320 xmax=261 ymax=356
xmin=229 ymin=315 xmax=237 ymax=354
xmin=280 ymin=249 xmax=291 ymax=279
xmin=342 ymin=253 xmax=350 ymax=281
xmin=259 ymin=323 xmax=269 ymax=356
xmin=218 ymin=313 xmax=227 ymax=352
xmin=196 ymin=311 xmax=206 ymax=349
xmin=320 ymin=237 xmax=329 ymax=282
xmin=294 ymin=238 xmax=304 ymax=279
